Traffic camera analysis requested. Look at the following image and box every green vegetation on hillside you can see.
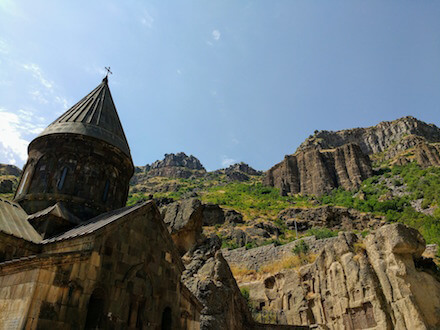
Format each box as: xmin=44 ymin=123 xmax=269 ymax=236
xmin=127 ymin=162 xmax=440 ymax=250
xmin=320 ymin=163 xmax=440 ymax=246
xmin=200 ymin=182 xmax=313 ymax=220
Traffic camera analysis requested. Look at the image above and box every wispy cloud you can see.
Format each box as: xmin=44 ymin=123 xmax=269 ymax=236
xmin=30 ymin=90 xmax=49 ymax=104
xmin=0 ymin=108 xmax=47 ymax=166
xmin=212 ymin=29 xmax=221 ymax=41
xmin=22 ymin=63 xmax=53 ymax=90
xmin=221 ymin=156 xmax=236 ymax=168
xmin=0 ymin=39 xmax=10 ymax=55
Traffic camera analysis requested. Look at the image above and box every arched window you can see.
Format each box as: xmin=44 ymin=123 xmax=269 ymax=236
xmin=17 ymin=168 xmax=30 ymax=197
xmin=29 ymin=154 xmax=55 ymax=193
xmin=161 ymin=307 xmax=172 ymax=330
xmin=102 ymin=179 xmax=110 ymax=202
xmin=57 ymin=167 xmax=68 ymax=190
xmin=85 ymin=288 xmax=106 ymax=329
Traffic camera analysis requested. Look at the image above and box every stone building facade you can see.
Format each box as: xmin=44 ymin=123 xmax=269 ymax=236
xmin=0 ymin=78 xmax=202 ymax=329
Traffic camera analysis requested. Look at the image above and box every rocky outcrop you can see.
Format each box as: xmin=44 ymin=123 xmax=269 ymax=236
xmin=278 ymin=206 xmax=385 ymax=232
xmin=202 ymin=204 xmax=244 ymax=226
xmin=161 ymin=198 xmax=204 ymax=255
xmin=264 ymin=143 xmax=372 ymax=196
xmin=0 ymin=164 xmax=21 ymax=177
xmin=226 ymin=162 xmax=262 ymax=176
xmin=181 ymin=236 xmax=255 ymax=329
xmin=414 ymin=142 xmax=440 ymax=168
xmin=242 ymin=224 xmax=440 ymax=329
xmin=298 ymin=116 xmax=440 ymax=155
xmin=209 ymin=162 xmax=262 ymax=182
xmin=150 ymin=152 xmax=205 ymax=171
xmin=135 ymin=152 xmax=206 ymax=179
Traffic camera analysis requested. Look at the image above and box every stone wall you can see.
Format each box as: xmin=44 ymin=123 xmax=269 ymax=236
xmin=0 ymin=202 xmax=200 ymax=329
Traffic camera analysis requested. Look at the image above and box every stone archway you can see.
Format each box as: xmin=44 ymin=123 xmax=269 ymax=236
xmin=85 ymin=288 xmax=106 ymax=329
xmin=161 ymin=307 xmax=172 ymax=330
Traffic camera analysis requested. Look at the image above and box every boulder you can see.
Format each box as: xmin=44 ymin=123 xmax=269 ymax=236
xmin=202 ymin=204 xmax=225 ymax=226
xmin=161 ymin=198 xmax=204 ymax=255
xmin=181 ymin=236 xmax=255 ymax=330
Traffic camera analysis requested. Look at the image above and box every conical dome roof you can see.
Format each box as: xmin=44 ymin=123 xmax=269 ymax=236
xmin=37 ymin=77 xmax=132 ymax=158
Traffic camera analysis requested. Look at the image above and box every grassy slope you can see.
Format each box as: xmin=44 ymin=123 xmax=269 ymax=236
xmin=128 ymin=163 xmax=440 ymax=250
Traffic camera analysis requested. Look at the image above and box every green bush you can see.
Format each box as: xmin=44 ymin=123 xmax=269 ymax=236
xmin=306 ymin=228 xmax=338 ymax=239
xmin=292 ymin=240 xmax=309 ymax=255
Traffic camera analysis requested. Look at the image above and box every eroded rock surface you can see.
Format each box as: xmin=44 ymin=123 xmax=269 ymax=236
xmin=298 ymin=116 xmax=440 ymax=155
xmin=133 ymin=152 xmax=206 ymax=181
xmin=242 ymin=224 xmax=440 ymax=329
xmin=161 ymin=198 xmax=204 ymax=255
xmin=182 ymin=236 xmax=255 ymax=330
xmin=278 ymin=206 xmax=385 ymax=232
xmin=264 ymin=143 xmax=372 ymax=196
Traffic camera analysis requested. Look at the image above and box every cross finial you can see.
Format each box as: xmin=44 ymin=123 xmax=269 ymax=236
xmin=104 ymin=66 xmax=113 ymax=78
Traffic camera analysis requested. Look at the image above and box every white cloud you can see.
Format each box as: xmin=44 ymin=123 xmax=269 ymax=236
xmin=140 ymin=10 xmax=154 ymax=28
xmin=30 ymin=90 xmax=49 ymax=104
xmin=22 ymin=63 xmax=53 ymax=90
xmin=0 ymin=108 xmax=47 ymax=166
xmin=55 ymin=96 xmax=69 ymax=109
xmin=221 ymin=156 xmax=237 ymax=168
xmin=212 ymin=30 xmax=221 ymax=41
xmin=177 ymin=69 xmax=182 ymax=75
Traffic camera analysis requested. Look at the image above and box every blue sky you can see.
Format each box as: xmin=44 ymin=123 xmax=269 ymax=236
xmin=1 ymin=1 xmax=440 ymax=170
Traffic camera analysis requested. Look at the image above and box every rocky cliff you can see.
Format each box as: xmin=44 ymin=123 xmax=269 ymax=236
xmin=137 ymin=152 xmax=206 ymax=179
xmin=263 ymin=143 xmax=372 ymax=196
xmin=242 ymin=224 xmax=440 ymax=329
xmin=298 ymin=116 xmax=440 ymax=155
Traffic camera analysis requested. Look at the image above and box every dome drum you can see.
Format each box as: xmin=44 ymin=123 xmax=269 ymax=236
xmin=15 ymin=133 xmax=133 ymax=221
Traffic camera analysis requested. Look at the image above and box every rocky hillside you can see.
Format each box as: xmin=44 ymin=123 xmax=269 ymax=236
xmin=263 ymin=143 xmax=372 ymax=196
xmin=298 ymin=116 xmax=440 ymax=155
xmin=134 ymin=152 xmax=206 ymax=181
xmin=238 ymin=224 xmax=440 ymax=329
xmin=0 ymin=163 xmax=21 ymax=196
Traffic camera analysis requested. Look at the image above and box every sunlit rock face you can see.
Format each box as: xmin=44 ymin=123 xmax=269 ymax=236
xmin=242 ymin=224 xmax=440 ymax=329
xmin=264 ymin=143 xmax=372 ymax=196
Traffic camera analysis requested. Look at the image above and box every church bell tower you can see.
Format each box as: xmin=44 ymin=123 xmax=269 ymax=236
xmin=14 ymin=77 xmax=134 ymax=224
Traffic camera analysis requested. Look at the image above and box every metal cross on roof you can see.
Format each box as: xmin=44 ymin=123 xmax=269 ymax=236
xmin=104 ymin=66 xmax=113 ymax=78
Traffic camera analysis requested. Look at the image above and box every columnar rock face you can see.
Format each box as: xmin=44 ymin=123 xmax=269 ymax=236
xmin=298 ymin=116 xmax=440 ymax=155
xmin=243 ymin=224 xmax=440 ymax=329
xmin=264 ymin=143 xmax=372 ymax=196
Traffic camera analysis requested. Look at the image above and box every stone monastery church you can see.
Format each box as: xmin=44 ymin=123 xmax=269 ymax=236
xmin=0 ymin=78 xmax=201 ymax=329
